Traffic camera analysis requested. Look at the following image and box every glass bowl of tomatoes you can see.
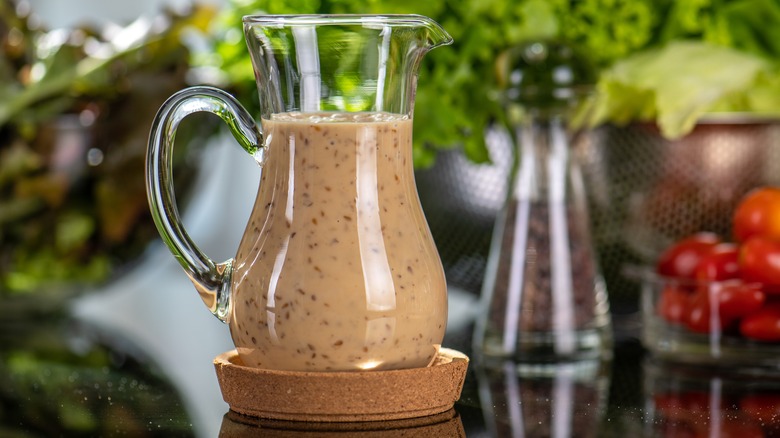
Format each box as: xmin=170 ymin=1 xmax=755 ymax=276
xmin=641 ymin=187 xmax=780 ymax=367
xmin=641 ymin=271 xmax=780 ymax=367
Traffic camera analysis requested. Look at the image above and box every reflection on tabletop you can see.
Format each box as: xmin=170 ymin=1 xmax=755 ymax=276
xmin=11 ymin=302 xmax=780 ymax=436
xmin=644 ymin=359 xmax=780 ymax=438
xmin=0 ymin=303 xmax=193 ymax=436
xmin=219 ymin=409 xmax=464 ymax=437
xmin=476 ymin=359 xmax=610 ymax=438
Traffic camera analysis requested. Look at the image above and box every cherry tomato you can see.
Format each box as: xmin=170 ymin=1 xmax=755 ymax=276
xmin=684 ymin=281 xmax=764 ymax=333
xmin=740 ymin=303 xmax=780 ymax=342
xmin=741 ymin=393 xmax=780 ymax=424
xmin=733 ymin=186 xmax=780 ymax=242
xmin=686 ymin=293 xmax=730 ymax=334
xmin=740 ymin=237 xmax=780 ymax=293
xmin=694 ymin=243 xmax=740 ymax=282
xmin=658 ymin=285 xmax=692 ymax=324
xmin=704 ymin=280 xmax=766 ymax=321
xmin=657 ymin=233 xmax=721 ymax=279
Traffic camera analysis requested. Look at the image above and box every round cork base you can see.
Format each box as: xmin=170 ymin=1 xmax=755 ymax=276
xmin=214 ymin=348 xmax=469 ymax=422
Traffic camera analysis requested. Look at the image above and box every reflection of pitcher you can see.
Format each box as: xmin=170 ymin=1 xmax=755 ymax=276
xmin=146 ymin=15 xmax=452 ymax=371
xmin=219 ymin=409 xmax=465 ymax=437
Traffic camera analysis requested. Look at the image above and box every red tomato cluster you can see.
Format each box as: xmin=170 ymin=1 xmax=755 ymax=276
xmin=655 ymin=187 xmax=780 ymax=342
xmin=653 ymin=390 xmax=780 ymax=437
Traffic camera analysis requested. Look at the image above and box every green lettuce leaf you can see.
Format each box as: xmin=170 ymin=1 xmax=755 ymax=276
xmin=585 ymin=41 xmax=780 ymax=138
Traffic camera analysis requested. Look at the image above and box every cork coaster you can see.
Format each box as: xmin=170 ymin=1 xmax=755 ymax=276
xmin=214 ymin=348 xmax=469 ymax=422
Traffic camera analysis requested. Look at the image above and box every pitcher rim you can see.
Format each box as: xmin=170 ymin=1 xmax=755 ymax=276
xmin=242 ymin=13 xmax=446 ymax=30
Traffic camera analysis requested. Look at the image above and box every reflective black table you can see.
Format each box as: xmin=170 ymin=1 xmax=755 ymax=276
xmin=4 ymin=296 xmax=779 ymax=437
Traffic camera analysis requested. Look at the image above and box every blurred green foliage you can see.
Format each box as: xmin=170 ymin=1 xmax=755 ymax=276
xmin=202 ymin=0 xmax=780 ymax=166
xmin=0 ymin=1 xmax=216 ymax=293
xmin=583 ymin=0 xmax=780 ymax=138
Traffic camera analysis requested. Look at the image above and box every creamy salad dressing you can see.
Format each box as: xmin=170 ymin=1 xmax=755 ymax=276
xmin=229 ymin=112 xmax=447 ymax=371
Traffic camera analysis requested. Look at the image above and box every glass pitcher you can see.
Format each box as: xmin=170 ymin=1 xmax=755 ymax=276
xmin=146 ymin=15 xmax=452 ymax=372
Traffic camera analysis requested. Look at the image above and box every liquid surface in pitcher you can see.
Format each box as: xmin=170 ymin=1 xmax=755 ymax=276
xmin=230 ymin=112 xmax=447 ymax=371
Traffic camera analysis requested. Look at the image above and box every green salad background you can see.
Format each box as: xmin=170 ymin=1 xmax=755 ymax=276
xmin=203 ymin=0 xmax=780 ymax=164
xmin=0 ymin=2 xmax=216 ymax=294
xmin=3 ymin=0 xmax=780 ymax=295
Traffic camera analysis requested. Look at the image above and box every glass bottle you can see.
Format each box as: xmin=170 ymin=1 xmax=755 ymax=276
xmin=474 ymin=41 xmax=611 ymax=363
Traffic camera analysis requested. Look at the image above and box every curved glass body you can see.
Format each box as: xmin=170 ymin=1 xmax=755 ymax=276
xmin=474 ymin=113 xmax=611 ymax=362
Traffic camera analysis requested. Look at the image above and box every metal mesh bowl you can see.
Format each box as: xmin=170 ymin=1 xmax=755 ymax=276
xmin=416 ymin=117 xmax=780 ymax=314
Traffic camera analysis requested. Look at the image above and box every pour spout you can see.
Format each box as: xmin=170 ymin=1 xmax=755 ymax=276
xmin=413 ymin=15 xmax=453 ymax=49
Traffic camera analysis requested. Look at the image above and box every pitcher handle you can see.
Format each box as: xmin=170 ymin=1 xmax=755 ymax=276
xmin=146 ymin=86 xmax=264 ymax=322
